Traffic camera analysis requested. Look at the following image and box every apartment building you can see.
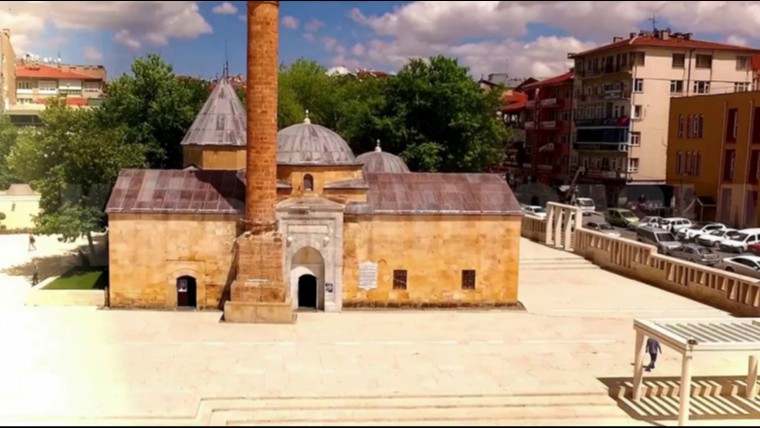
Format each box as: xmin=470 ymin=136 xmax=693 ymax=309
xmin=518 ymin=71 xmax=575 ymax=186
xmin=570 ymin=29 xmax=760 ymax=204
xmin=667 ymin=91 xmax=760 ymax=227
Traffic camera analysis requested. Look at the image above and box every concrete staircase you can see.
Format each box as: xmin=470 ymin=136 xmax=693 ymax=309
xmin=201 ymin=393 xmax=647 ymax=426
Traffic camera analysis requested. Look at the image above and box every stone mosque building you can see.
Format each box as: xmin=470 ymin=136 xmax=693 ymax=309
xmin=105 ymin=1 xmax=522 ymax=320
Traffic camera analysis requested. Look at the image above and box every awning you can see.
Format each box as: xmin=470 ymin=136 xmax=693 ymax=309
xmin=539 ymin=143 xmax=555 ymax=153
xmin=696 ymin=196 xmax=717 ymax=207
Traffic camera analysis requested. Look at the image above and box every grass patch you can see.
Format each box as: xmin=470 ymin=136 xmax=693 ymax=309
xmin=44 ymin=267 xmax=108 ymax=291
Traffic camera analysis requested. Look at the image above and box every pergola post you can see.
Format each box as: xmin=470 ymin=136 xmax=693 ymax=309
xmin=554 ymin=208 xmax=563 ymax=249
xmin=545 ymin=205 xmax=554 ymax=245
xmin=632 ymin=330 xmax=646 ymax=400
xmin=748 ymin=355 xmax=758 ymax=400
xmin=678 ymin=354 xmax=694 ymax=426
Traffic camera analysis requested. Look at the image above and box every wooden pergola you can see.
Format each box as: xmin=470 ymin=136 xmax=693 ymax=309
xmin=633 ymin=318 xmax=760 ymax=426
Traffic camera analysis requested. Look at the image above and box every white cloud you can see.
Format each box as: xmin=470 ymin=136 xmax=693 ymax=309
xmin=304 ymin=18 xmax=325 ymax=33
xmin=0 ymin=1 xmax=212 ymax=54
xmin=238 ymin=14 xmax=246 ymax=22
xmin=212 ymin=2 xmax=237 ymax=15
xmin=83 ymin=46 xmax=104 ymax=62
xmin=726 ymin=35 xmax=748 ymax=47
xmin=114 ymin=29 xmax=141 ymax=51
xmin=302 ymin=33 xmax=315 ymax=42
xmin=282 ymin=15 xmax=299 ymax=30
xmin=321 ymin=37 xmax=346 ymax=55
xmin=346 ymin=1 xmax=760 ymax=78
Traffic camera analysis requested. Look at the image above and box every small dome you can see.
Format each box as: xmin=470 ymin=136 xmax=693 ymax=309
xmin=356 ymin=141 xmax=410 ymax=174
xmin=277 ymin=113 xmax=357 ymax=166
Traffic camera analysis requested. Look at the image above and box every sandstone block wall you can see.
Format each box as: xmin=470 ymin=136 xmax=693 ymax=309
xmin=108 ymin=214 xmax=239 ymax=309
xmin=183 ymin=146 xmax=246 ymax=170
xmin=277 ymin=165 xmax=364 ymax=197
xmin=342 ymin=215 xmax=521 ymax=307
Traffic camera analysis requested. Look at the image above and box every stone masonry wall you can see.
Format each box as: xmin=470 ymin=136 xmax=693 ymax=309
xmin=183 ymin=146 xmax=246 ymax=170
xmin=342 ymin=215 xmax=522 ymax=307
xmin=108 ymin=214 xmax=240 ymax=309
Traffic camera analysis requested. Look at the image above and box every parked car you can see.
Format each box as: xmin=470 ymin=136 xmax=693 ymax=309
xmin=716 ymin=255 xmax=760 ymax=280
xmin=719 ymin=228 xmax=760 ymax=253
xmin=585 ymin=222 xmax=621 ymax=237
xmin=574 ymin=197 xmax=596 ymax=214
xmin=521 ymin=205 xmax=546 ymax=219
xmin=633 ymin=216 xmax=663 ymax=231
xmin=677 ymin=222 xmax=726 ymax=242
xmin=668 ymin=244 xmax=720 ymax=266
xmin=636 ymin=226 xmax=682 ymax=255
xmin=696 ymin=228 xmax=740 ymax=248
xmin=658 ymin=217 xmax=693 ymax=233
xmin=749 ymin=242 xmax=760 ymax=256
xmin=605 ymin=208 xmax=639 ymax=228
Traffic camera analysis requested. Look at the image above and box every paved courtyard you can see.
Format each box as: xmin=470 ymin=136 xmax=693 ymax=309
xmin=0 ymin=235 xmax=757 ymax=425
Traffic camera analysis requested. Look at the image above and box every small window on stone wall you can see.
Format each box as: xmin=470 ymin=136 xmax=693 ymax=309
xmin=393 ymin=270 xmax=407 ymax=290
xmin=304 ymin=174 xmax=314 ymax=192
xmin=462 ymin=270 xmax=476 ymax=290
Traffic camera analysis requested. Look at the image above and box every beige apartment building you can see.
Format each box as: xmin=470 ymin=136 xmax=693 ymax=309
xmin=570 ymin=29 xmax=759 ymax=205
xmin=0 ymin=29 xmax=107 ymax=126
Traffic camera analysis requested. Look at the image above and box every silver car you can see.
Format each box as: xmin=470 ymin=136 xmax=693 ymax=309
xmin=584 ymin=222 xmax=621 ymax=237
xmin=668 ymin=244 xmax=720 ymax=266
xmin=716 ymin=256 xmax=760 ymax=280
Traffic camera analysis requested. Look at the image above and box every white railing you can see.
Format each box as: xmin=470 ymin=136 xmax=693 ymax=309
xmin=520 ymin=202 xmax=760 ymax=317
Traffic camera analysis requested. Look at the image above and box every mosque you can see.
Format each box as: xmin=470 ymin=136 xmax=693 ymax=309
xmin=104 ymin=1 xmax=522 ymax=321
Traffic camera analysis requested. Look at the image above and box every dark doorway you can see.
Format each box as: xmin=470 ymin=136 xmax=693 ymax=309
xmin=177 ymin=276 xmax=197 ymax=309
xmin=298 ymin=274 xmax=317 ymax=309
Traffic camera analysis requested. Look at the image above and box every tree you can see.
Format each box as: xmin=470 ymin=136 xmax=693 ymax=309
xmin=278 ymin=59 xmax=343 ymax=129
xmin=97 ymin=54 xmax=208 ymax=169
xmin=0 ymin=115 xmax=19 ymax=190
xmin=9 ymin=99 xmax=145 ymax=258
xmin=376 ymin=56 xmax=507 ymax=172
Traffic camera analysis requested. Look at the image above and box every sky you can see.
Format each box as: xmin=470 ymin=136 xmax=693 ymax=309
xmin=3 ymin=1 xmax=760 ymax=81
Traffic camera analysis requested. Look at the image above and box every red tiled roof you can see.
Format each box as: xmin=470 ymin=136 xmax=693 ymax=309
xmin=501 ymin=99 xmax=527 ymax=112
xmin=574 ymin=36 xmax=760 ymax=58
xmin=522 ymin=71 xmax=574 ymax=89
xmin=500 ymin=91 xmax=528 ymax=112
xmin=16 ymin=64 xmax=95 ymax=80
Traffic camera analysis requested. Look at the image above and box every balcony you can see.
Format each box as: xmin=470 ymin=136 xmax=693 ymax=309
xmin=575 ymin=117 xmax=630 ymax=128
xmin=526 ymin=100 xmax=536 ymax=109
xmin=525 ymin=121 xmax=535 ymax=130
xmin=574 ymin=142 xmax=629 ymax=152
xmin=522 ymin=163 xmax=532 ymax=169
xmin=537 ymin=164 xmax=553 ymax=171
xmin=603 ymin=89 xmax=631 ymax=100
xmin=16 ymin=89 xmax=33 ymax=95
xmin=585 ymin=169 xmax=626 ymax=180
xmin=540 ymin=121 xmax=557 ymax=129
xmin=540 ymin=98 xmax=558 ymax=108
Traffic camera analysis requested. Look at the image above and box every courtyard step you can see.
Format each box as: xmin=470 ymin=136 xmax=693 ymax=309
xmin=203 ymin=394 xmax=638 ymax=426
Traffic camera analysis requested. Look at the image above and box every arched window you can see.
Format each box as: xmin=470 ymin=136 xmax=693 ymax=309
xmin=304 ymin=174 xmax=314 ymax=192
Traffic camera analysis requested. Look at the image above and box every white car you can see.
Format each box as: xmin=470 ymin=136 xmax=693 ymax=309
xmin=697 ymin=228 xmax=739 ymax=248
xmin=633 ymin=216 xmax=662 ymax=231
xmin=522 ymin=205 xmax=546 ymax=219
xmin=574 ymin=197 xmax=596 ymax=214
xmin=718 ymin=228 xmax=760 ymax=253
xmin=717 ymin=255 xmax=760 ymax=280
xmin=658 ymin=218 xmax=692 ymax=233
xmin=677 ymin=222 xmax=726 ymax=241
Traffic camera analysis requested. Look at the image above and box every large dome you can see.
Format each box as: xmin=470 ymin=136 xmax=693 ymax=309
xmin=277 ymin=116 xmax=357 ymax=166
xmin=356 ymin=141 xmax=410 ymax=174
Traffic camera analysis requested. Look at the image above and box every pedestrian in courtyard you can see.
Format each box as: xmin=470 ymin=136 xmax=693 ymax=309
xmin=645 ymin=337 xmax=662 ymax=372
xmin=28 ymin=234 xmax=36 ymax=251
xmin=31 ymin=263 xmax=39 ymax=286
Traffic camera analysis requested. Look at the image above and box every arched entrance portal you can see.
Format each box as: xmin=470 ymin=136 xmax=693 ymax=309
xmin=176 ymin=276 xmax=197 ymax=309
xmin=298 ymin=274 xmax=318 ymax=309
xmin=290 ymin=247 xmax=325 ymax=311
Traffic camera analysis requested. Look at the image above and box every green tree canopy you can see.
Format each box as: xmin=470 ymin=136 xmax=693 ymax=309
xmin=0 ymin=115 xmax=19 ymax=190
xmin=9 ymin=99 xmax=145 ymax=255
xmin=96 ymin=53 xmax=209 ymax=169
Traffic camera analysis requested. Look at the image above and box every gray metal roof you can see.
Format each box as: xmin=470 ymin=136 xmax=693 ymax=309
xmin=345 ymin=173 xmax=522 ymax=216
xmin=356 ymin=142 xmax=410 ymax=174
xmin=180 ymin=77 xmax=246 ymax=147
xmin=277 ymin=119 xmax=358 ymax=166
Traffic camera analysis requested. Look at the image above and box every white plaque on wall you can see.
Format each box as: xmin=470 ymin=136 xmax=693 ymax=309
xmin=358 ymin=261 xmax=378 ymax=291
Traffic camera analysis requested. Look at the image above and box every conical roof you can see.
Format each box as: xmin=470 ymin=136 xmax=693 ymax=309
xmin=180 ymin=77 xmax=246 ymax=147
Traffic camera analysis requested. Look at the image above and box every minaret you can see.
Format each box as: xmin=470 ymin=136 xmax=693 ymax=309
xmin=245 ymin=0 xmax=279 ymax=232
xmin=225 ymin=1 xmax=294 ymax=324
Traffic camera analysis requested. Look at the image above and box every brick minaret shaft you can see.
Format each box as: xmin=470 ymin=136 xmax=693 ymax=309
xmin=245 ymin=1 xmax=279 ymax=233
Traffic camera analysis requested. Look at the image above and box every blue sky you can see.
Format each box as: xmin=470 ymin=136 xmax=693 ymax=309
xmin=7 ymin=1 xmax=760 ymax=81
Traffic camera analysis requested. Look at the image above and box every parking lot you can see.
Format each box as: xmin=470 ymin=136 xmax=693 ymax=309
xmin=581 ymin=213 xmax=748 ymax=262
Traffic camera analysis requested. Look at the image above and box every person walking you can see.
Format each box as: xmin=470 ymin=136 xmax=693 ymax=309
xmin=645 ymin=337 xmax=662 ymax=372
xmin=31 ymin=263 xmax=39 ymax=286
xmin=28 ymin=234 xmax=36 ymax=251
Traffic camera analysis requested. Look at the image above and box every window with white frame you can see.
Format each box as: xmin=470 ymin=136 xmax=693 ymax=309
xmin=695 ymin=54 xmax=712 ymax=69
xmin=737 ymin=56 xmax=752 ymax=71
xmin=16 ymin=81 xmax=32 ymax=90
xmin=670 ymin=80 xmax=684 ymax=94
xmin=633 ymin=105 xmax=643 ymax=119
xmin=630 ymin=132 xmax=641 ymax=147
xmin=628 ymin=158 xmax=640 ymax=173
xmin=672 ymin=54 xmax=685 ymax=68
xmin=633 ymin=78 xmax=644 ymax=93
xmin=693 ymin=81 xmax=710 ymax=94
xmin=735 ymin=82 xmax=750 ymax=92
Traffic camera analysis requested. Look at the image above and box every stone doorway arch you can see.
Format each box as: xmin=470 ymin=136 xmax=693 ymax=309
xmin=290 ymin=246 xmax=325 ymax=311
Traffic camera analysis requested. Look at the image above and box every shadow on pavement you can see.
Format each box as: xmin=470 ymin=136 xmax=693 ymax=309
xmin=2 ymin=234 xmax=108 ymax=283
